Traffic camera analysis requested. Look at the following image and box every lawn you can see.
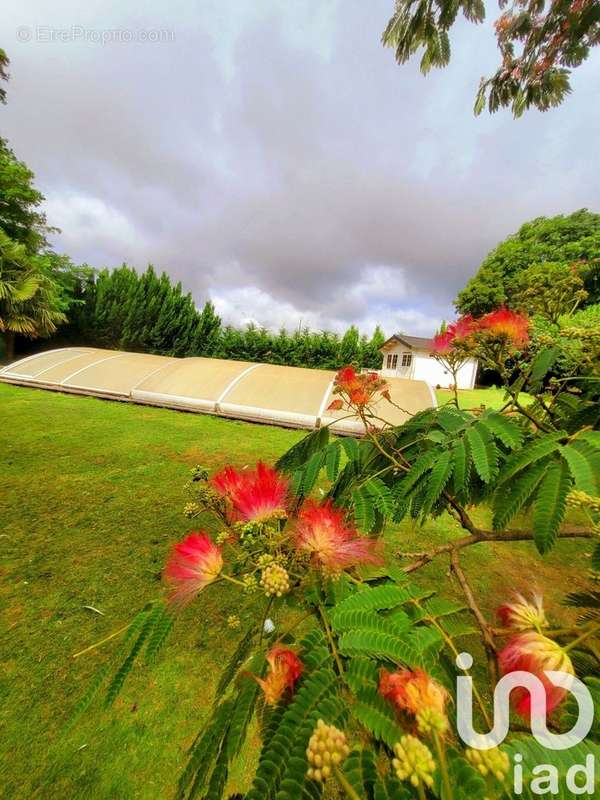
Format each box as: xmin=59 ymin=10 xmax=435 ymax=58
xmin=435 ymin=386 xmax=532 ymax=408
xmin=0 ymin=383 xmax=591 ymax=799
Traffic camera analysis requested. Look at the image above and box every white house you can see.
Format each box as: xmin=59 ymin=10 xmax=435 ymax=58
xmin=379 ymin=334 xmax=478 ymax=390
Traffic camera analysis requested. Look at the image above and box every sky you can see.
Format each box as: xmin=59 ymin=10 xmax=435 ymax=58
xmin=1 ymin=1 xmax=599 ymax=338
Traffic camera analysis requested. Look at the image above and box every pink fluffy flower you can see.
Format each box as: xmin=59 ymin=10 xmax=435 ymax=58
xmin=211 ymin=462 xmax=289 ymax=523
xmin=496 ymin=593 xmax=548 ymax=632
xmin=294 ymin=500 xmax=382 ymax=574
xmin=163 ymin=532 xmax=223 ymax=607
xmin=478 ymin=307 xmax=530 ymax=347
xmin=432 ymin=316 xmax=477 ymax=354
xmin=498 ymin=632 xmax=574 ymax=719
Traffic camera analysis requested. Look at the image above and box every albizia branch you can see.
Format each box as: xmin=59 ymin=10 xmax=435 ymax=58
xmin=450 ymin=549 xmax=498 ymax=686
xmin=398 ymin=527 xmax=595 ymax=574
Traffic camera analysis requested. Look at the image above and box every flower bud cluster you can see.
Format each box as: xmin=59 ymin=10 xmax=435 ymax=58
xmin=566 ymin=489 xmax=600 ymax=512
xmin=416 ymin=706 xmax=448 ymax=737
xmin=466 ymin=747 xmax=510 ymax=781
xmin=183 ymin=502 xmax=201 ymax=518
xmin=216 ymin=531 xmax=231 ymax=545
xmin=227 ymin=614 xmax=241 ymax=629
xmin=257 ymin=553 xmax=274 ymax=568
xmin=242 ymin=574 xmax=258 ymax=593
xmin=191 ymin=465 xmax=209 ymax=481
xmin=392 ymin=736 xmax=435 ymax=789
xmin=306 ymin=720 xmax=350 ymax=783
xmin=260 ymin=563 xmax=290 ymax=597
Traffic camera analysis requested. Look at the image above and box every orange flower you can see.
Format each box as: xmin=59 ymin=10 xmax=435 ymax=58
xmin=498 ymin=632 xmax=574 ymax=719
xmin=328 ymin=366 xmax=389 ymax=410
xmin=254 ymin=646 xmax=303 ymax=705
xmin=379 ymin=668 xmax=448 ymax=720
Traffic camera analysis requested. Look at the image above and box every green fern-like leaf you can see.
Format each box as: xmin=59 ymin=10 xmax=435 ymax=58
xmin=104 ymin=605 xmax=162 ymax=707
xmin=177 ymin=698 xmax=235 ymax=800
xmin=492 ymin=458 xmax=548 ymax=530
xmin=499 ymin=433 xmax=564 ymax=485
xmin=226 ymin=654 xmax=264 ymax=761
xmin=144 ymin=603 xmax=175 ymax=663
xmin=352 ymin=487 xmax=376 ymax=533
xmin=216 ymin=626 xmax=257 ymax=696
xmin=344 ymin=747 xmax=377 ymax=800
xmin=340 ymin=437 xmax=360 ymax=462
xmin=397 ymin=450 xmax=438 ymax=496
xmin=337 ymin=624 xmax=441 ymax=667
xmin=276 ymin=427 xmax=329 ymax=474
xmin=466 ymin=424 xmax=496 ymax=484
xmin=532 ymin=459 xmax=571 ymax=554
xmin=373 ymin=774 xmax=410 ymax=799
xmin=350 ymin=686 xmax=404 ymax=747
xmin=302 ymin=450 xmax=325 ymax=495
xmin=528 ymin=347 xmax=559 ymax=390
xmin=245 ymin=667 xmax=338 ymax=800
xmin=363 ymin=477 xmax=394 ymax=516
xmin=479 ymin=410 xmax=524 ymax=450
xmin=331 ymin=583 xmax=431 ymax=617
xmin=325 ymin=442 xmax=342 ymax=482
xmin=560 ymin=442 xmax=598 ymax=495
xmin=451 ymin=438 xmax=468 ymax=494
xmin=420 ymin=449 xmax=453 ymax=517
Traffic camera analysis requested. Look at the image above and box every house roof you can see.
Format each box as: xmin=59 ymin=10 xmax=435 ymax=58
xmin=380 ymin=334 xmax=434 ymax=352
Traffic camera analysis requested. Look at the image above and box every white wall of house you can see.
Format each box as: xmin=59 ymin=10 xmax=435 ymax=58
xmin=380 ymin=344 xmax=478 ymax=390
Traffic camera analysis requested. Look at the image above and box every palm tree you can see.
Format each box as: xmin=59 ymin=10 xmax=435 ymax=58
xmin=0 ymin=230 xmax=66 ymax=361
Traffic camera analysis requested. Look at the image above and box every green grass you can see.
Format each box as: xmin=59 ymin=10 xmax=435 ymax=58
xmin=435 ymin=386 xmax=532 ymax=408
xmin=0 ymin=384 xmax=590 ymax=799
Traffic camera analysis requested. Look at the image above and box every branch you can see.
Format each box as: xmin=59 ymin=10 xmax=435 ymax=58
xmin=450 ymin=550 xmax=498 ymax=686
xmin=398 ymin=526 xmax=595 ymax=574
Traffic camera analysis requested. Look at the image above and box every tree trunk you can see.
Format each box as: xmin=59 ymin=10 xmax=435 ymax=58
xmin=3 ymin=331 xmax=15 ymax=363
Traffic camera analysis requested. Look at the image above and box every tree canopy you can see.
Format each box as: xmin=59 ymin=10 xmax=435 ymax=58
xmin=382 ymin=0 xmax=600 ymax=116
xmin=455 ymin=209 xmax=600 ymax=316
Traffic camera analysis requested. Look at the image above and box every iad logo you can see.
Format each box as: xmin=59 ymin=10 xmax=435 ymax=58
xmin=455 ymin=652 xmax=596 ymax=796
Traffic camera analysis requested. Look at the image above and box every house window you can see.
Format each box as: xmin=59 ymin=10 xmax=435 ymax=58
xmin=386 ymin=354 xmax=398 ymax=369
xmin=401 ymin=352 xmax=413 ymax=368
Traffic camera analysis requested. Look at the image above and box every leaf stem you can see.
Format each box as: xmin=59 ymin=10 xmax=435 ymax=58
xmin=333 ymin=765 xmax=362 ymax=800
xmin=563 ymin=623 xmax=600 ymax=654
xmin=317 ymin=604 xmax=344 ymax=676
xmin=433 ymin=731 xmax=453 ymax=800
xmin=72 ymin=622 xmax=131 ymax=659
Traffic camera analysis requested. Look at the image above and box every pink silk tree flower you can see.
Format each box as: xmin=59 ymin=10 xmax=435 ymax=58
xmin=253 ymin=646 xmax=304 ymax=705
xmin=432 ymin=316 xmax=477 ymax=354
xmin=498 ymin=632 xmax=574 ymax=719
xmin=163 ymin=532 xmax=223 ymax=607
xmin=211 ymin=462 xmax=289 ymax=523
xmin=478 ymin=307 xmax=530 ymax=347
xmin=496 ymin=593 xmax=548 ymax=632
xmin=293 ymin=500 xmax=382 ymax=574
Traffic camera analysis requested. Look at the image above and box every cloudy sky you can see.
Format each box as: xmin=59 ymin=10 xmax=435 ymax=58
xmin=1 ymin=1 xmax=599 ymax=337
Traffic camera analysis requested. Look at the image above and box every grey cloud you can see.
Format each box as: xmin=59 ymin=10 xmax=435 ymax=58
xmin=1 ymin=0 xmax=599 ymax=336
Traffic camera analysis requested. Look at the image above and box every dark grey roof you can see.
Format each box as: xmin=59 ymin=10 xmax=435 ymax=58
xmin=381 ymin=334 xmax=434 ymax=351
